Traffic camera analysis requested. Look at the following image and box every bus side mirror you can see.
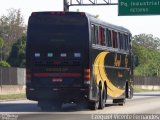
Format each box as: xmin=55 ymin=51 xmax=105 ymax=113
xmin=134 ymin=55 xmax=139 ymax=67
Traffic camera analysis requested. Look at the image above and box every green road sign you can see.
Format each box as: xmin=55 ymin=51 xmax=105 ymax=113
xmin=118 ymin=0 xmax=160 ymax=16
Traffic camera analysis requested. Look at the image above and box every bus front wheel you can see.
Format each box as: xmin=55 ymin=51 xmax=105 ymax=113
xmin=126 ymin=82 xmax=133 ymax=99
xmin=113 ymin=99 xmax=126 ymax=106
xmin=88 ymin=101 xmax=99 ymax=110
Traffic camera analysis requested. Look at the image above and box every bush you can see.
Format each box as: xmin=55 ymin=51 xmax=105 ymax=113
xmin=0 ymin=61 xmax=11 ymax=67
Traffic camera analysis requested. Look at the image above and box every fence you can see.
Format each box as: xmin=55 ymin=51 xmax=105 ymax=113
xmin=0 ymin=67 xmax=26 ymax=85
xmin=134 ymin=76 xmax=160 ymax=86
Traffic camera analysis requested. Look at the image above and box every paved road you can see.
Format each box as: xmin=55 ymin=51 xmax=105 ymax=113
xmin=0 ymin=92 xmax=160 ymax=120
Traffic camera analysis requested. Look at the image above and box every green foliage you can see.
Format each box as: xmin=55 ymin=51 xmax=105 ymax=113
xmin=133 ymin=40 xmax=160 ymax=77
xmin=132 ymin=34 xmax=160 ymax=51
xmin=7 ymin=34 xmax=26 ymax=67
xmin=0 ymin=8 xmax=26 ymax=60
xmin=0 ymin=37 xmax=4 ymax=48
xmin=0 ymin=37 xmax=4 ymax=61
xmin=0 ymin=60 xmax=11 ymax=67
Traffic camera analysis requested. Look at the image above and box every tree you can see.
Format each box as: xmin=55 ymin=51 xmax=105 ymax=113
xmin=0 ymin=37 xmax=4 ymax=61
xmin=0 ymin=37 xmax=4 ymax=48
xmin=0 ymin=37 xmax=11 ymax=67
xmin=133 ymin=41 xmax=160 ymax=77
xmin=7 ymin=34 xmax=26 ymax=67
xmin=0 ymin=8 xmax=26 ymax=60
xmin=132 ymin=34 xmax=160 ymax=51
xmin=0 ymin=61 xmax=10 ymax=67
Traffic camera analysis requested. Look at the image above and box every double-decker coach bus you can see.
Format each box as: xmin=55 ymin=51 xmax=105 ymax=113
xmin=26 ymin=12 xmax=134 ymax=110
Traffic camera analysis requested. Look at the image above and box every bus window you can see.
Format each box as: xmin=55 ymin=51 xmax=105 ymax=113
xmin=99 ymin=27 xmax=102 ymax=45
xmin=99 ymin=27 xmax=105 ymax=46
xmin=128 ymin=35 xmax=131 ymax=49
xmin=106 ymin=29 xmax=112 ymax=47
xmin=127 ymin=35 xmax=129 ymax=50
xmin=91 ymin=24 xmax=96 ymax=44
xmin=117 ymin=32 xmax=120 ymax=49
xmin=127 ymin=35 xmax=130 ymax=49
xmin=118 ymin=32 xmax=123 ymax=49
xmin=112 ymin=31 xmax=118 ymax=48
xmin=102 ymin=27 xmax=106 ymax=46
xmin=95 ymin=26 xmax=99 ymax=44
xmin=121 ymin=34 xmax=125 ymax=50
xmin=124 ymin=34 xmax=128 ymax=50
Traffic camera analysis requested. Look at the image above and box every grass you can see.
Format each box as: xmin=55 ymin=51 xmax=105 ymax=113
xmin=0 ymin=93 xmax=26 ymax=101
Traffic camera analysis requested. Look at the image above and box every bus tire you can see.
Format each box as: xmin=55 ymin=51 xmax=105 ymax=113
xmin=118 ymin=99 xmax=126 ymax=106
xmin=40 ymin=105 xmax=52 ymax=111
xmin=113 ymin=99 xmax=126 ymax=106
xmin=53 ymin=102 xmax=62 ymax=110
xmin=38 ymin=101 xmax=53 ymax=111
xmin=88 ymin=85 xmax=100 ymax=110
xmin=98 ymin=87 xmax=106 ymax=109
xmin=88 ymin=101 xmax=99 ymax=110
xmin=126 ymin=83 xmax=133 ymax=99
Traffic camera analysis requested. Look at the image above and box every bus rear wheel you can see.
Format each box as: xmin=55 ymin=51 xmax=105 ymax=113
xmin=88 ymin=86 xmax=100 ymax=110
xmin=98 ymin=88 xmax=106 ymax=109
xmin=38 ymin=101 xmax=53 ymax=111
xmin=38 ymin=100 xmax=62 ymax=111
xmin=40 ymin=105 xmax=52 ymax=111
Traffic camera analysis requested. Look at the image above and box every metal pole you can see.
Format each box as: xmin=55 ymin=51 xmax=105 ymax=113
xmin=64 ymin=0 xmax=69 ymax=12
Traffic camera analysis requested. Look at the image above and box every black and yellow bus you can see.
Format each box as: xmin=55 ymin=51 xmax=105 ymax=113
xmin=26 ymin=12 xmax=135 ymax=110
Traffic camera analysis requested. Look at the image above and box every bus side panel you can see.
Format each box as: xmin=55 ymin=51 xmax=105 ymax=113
xmin=90 ymin=48 xmax=132 ymax=100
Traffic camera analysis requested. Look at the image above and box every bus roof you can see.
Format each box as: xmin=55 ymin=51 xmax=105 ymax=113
xmin=85 ymin=12 xmax=131 ymax=34
xmin=30 ymin=11 xmax=131 ymax=34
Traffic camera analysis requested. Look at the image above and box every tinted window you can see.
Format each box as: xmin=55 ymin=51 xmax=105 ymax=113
xmin=112 ymin=31 xmax=118 ymax=48
xmin=99 ymin=27 xmax=106 ymax=46
xmin=106 ymin=29 xmax=112 ymax=47
xmin=118 ymin=33 xmax=123 ymax=49
xmin=27 ymin=14 xmax=88 ymax=49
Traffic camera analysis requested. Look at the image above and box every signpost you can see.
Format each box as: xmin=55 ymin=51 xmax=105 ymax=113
xmin=118 ymin=0 xmax=160 ymax=16
xmin=63 ymin=0 xmax=118 ymax=12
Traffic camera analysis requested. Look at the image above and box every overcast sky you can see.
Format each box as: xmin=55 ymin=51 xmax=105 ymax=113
xmin=1 ymin=0 xmax=160 ymax=38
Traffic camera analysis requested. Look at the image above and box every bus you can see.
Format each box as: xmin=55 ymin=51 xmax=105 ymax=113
xmin=26 ymin=12 xmax=135 ymax=110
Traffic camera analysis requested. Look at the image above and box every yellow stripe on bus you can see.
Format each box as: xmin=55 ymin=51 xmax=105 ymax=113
xmin=93 ymin=52 xmax=124 ymax=98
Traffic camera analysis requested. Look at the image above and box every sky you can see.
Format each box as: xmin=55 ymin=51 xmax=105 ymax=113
xmin=1 ymin=0 xmax=160 ymax=38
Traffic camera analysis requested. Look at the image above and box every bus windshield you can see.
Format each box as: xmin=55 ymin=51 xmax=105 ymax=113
xmin=27 ymin=13 xmax=89 ymax=49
